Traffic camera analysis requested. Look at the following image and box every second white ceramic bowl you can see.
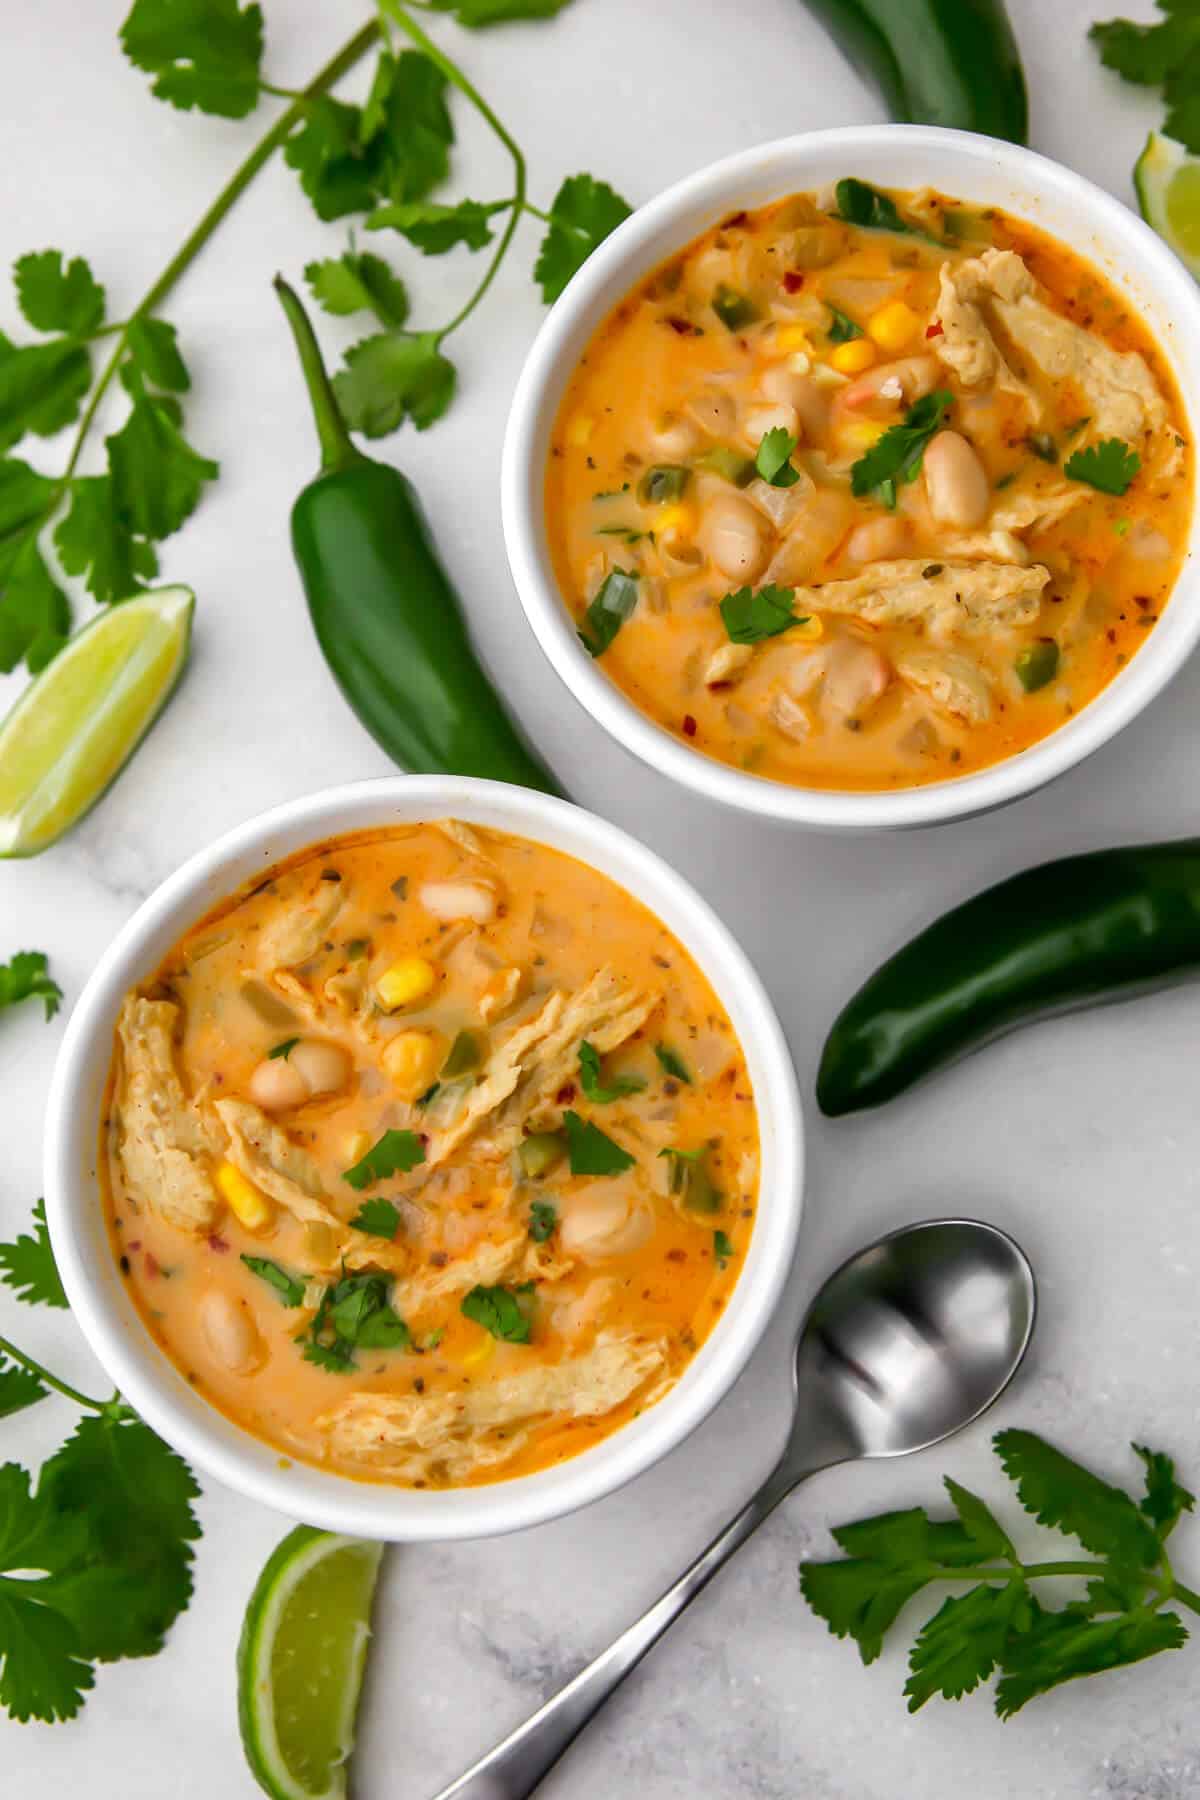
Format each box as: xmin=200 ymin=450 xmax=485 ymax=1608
xmin=503 ymin=126 xmax=1200 ymax=830
xmin=43 ymin=777 xmax=803 ymax=1541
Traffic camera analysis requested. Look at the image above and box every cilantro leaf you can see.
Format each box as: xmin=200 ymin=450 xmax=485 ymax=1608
xmin=301 ymin=1272 xmax=411 ymax=1365
xmin=1165 ymin=57 xmax=1200 ymax=153
xmin=905 ymin=1583 xmax=1031 ymax=1712
xmin=1063 ymin=436 xmax=1140 ymax=495
xmin=350 ymin=1197 xmax=402 ymax=1239
xmin=944 ymin=1477 xmax=1015 ymax=1561
xmin=55 ymin=475 xmax=159 ymax=606
xmin=0 ymin=539 xmax=69 ymax=674
xmin=658 ymin=1144 xmax=721 ymax=1212
xmin=754 ymin=426 xmax=801 ymax=488
xmin=577 ymin=567 xmax=638 ymax=657
xmin=342 ymin=1128 xmax=425 ymax=1190
xmin=713 ymin=1228 xmax=733 ymax=1269
xmin=850 ymin=389 xmax=954 ymax=505
xmin=827 ymin=303 xmax=863 ymax=343
xmin=995 ymin=1605 xmax=1187 ymax=1718
xmin=304 ymin=252 xmax=409 ymax=328
xmin=106 ymin=376 xmax=218 ymax=540
xmin=120 ymin=0 xmax=265 ymax=120
xmin=831 ymin=1507 xmax=999 ymax=1569
xmin=36 ymin=1415 xmax=200 ymax=1665
xmin=528 ymin=1200 xmax=557 ymax=1243
xmin=799 ymin=1558 xmax=941 ymax=1667
xmin=14 ymin=253 xmax=105 ymax=337
xmin=563 ymin=1109 xmax=635 ymax=1176
xmin=994 ymin=1429 xmax=1160 ymax=1567
xmin=655 ymin=1043 xmax=692 ymax=1084
xmin=126 ymin=318 xmax=190 ymax=393
xmin=0 ymin=1465 xmax=94 ymax=1722
xmin=1134 ymin=1443 xmax=1195 ymax=1539
xmin=0 ymin=1200 xmax=68 ymax=1307
xmin=578 ymin=1040 xmax=645 ymax=1104
xmin=535 ymin=174 xmax=632 ymax=304
xmin=0 ymin=1357 xmax=48 ymax=1420
xmin=333 ymin=331 xmax=457 ymax=436
xmin=285 ymin=97 xmax=383 ymax=222
xmin=268 ymin=1037 xmax=299 ymax=1060
xmin=0 ymin=459 xmax=55 ymax=572
xmin=302 ymin=1338 xmax=356 ymax=1373
xmin=422 ymin=0 xmax=575 ymax=22
xmin=461 ymin=1283 xmax=532 ymax=1342
xmin=0 ymin=953 xmax=62 ymax=1021
xmin=367 ymin=198 xmax=502 ymax=256
xmin=241 ymin=1255 xmax=305 ymax=1307
xmin=0 ymin=333 xmax=91 ymax=451
xmin=360 ymin=51 xmax=454 ymax=206
xmin=1090 ymin=9 xmax=1200 ymax=88
xmin=834 ymin=178 xmax=940 ymax=243
xmin=719 ymin=583 xmax=809 ymax=644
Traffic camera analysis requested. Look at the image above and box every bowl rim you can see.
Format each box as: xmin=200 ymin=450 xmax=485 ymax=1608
xmin=43 ymin=775 xmax=803 ymax=1541
xmin=502 ymin=124 xmax=1200 ymax=830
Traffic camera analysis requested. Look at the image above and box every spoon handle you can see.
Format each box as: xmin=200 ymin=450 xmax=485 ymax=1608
xmin=430 ymin=1454 xmax=822 ymax=1800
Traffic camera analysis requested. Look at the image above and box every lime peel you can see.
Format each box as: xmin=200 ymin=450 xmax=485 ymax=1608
xmin=1135 ymin=131 xmax=1200 ymax=276
xmin=238 ymin=1524 xmax=384 ymax=1800
xmin=0 ymin=584 xmax=193 ymax=857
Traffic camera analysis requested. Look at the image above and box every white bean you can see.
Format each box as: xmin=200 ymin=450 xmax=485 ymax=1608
xmin=759 ymin=367 xmax=830 ymax=439
xmin=684 ymin=387 xmax=735 ymax=437
xmin=842 ymin=354 xmax=938 ymax=413
xmin=846 ymin=515 xmax=911 ymax=563
xmin=200 ymin=1291 xmax=263 ymax=1374
xmin=822 ymin=639 xmax=891 ymax=721
xmin=559 ymin=1185 xmax=653 ymax=1259
xmin=288 ymin=1039 xmax=350 ymax=1097
xmin=248 ymin=1055 xmax=310 ymax=1112
xmin=923 ymin=430 xmax=990 ymax=529
xmin=647 ymin=411 xmax=700 ymax=459
xmin=697 ymin=493 xmax=770 ymax=581
xmin=742 ymin=402 xmax=799 ymax=447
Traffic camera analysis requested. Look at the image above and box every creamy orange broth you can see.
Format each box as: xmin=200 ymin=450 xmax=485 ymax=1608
xmin=101 ymin=823 xmax=757 ymax=1488
xmin=546 ymin=184 xmax=1192 ymax=790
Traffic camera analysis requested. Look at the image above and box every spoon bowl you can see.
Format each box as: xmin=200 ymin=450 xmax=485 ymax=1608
xmin=792 ymin=1218 xmax=1037 ymax=1467
xmin=437 ymin=1217 xmax=1037 ymax=1799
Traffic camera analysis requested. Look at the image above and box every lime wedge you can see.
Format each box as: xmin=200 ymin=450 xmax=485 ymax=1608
xmin=1135 ymin=131 xmax=1200 ymax=278
xmin=237 ymin=1524 xmax=384 ymax=1800
xmin=0 ymin=585 xmax=193 ymax=857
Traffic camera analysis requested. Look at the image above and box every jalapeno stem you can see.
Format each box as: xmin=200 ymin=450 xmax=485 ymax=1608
xmin=273 ymin=277 xmax=365 ymax=475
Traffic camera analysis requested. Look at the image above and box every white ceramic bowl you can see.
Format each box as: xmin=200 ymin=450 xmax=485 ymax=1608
xmin=503 ymin=126 xmax=1200 ymax=830
xmin=43 ymin=777 xmax=803 ymax=1541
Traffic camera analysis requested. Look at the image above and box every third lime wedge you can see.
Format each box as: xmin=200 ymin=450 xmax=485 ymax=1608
xmin=238 ymin=1525 xmax=383 ymax=1800
xmin=0 ymin=584 xmax=193 ymax=857
xmin=1135 ymin=131 xmax=1200 ymax=279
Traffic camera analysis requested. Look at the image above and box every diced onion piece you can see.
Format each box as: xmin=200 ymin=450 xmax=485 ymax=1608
xmin=418 ymin=879 xmax=497 ymax=924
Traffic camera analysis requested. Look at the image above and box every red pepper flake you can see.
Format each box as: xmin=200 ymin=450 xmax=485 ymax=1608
xmin=782 ymin=270 xmax=805 ymax=294
xmin=721 ymin=210 xmax=749 ymax=230
xmin=556 ymin=1081 xmax=576 ymax=1104
xmin=127 ymin=1240 xmax=142 ymax=1252
xmin=144 ymin=1251 xmax=161 ymax=1280
xmin=664 ymin=314 xmax=699 ymax=336
xmin=682 ymin=714 xmax=697 ymax=738
xmin=207 ymin=1234 xmax=231 ymax=1254
xmin=925 ymin=321 xmax=944 ymax=339
xmin=666 ymin=1248 xmax=687 ymax=1264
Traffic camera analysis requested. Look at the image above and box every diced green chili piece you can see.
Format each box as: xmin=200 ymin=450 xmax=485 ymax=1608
xmin=441 ymin=1030 xmax=481 ymax=1078
xmin=658 ymin=1145 xmax=722 ymax=1213
xmin=695 ymin=446 xmax=756 ymax=487
xmin=578 ymin=569 xmax=638 ymax=658
xmin=519 ymin=1131 xmax=568 ymax=1179
xmin=1026 ymin=432 xmax=1058 ymax=464
xmin=1015 ymin=640 xmax=1060 ymax=692
xmin=711 ymin=284 xmax=759 ymax=331
xmin=637 ymin=464 xmax=691 ymax=505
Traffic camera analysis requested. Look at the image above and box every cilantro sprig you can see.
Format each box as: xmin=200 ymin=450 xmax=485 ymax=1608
xmin=0 ymin=1201 xmax=201 ymax=1724
xmin=719 ymin=584 xmax=811 ymax=645
xmin=800 ymin=1430 xmax=1200 ymax=1717
xmin=0 ymin=951 xmax=63 ymax=1021
xmin=461 ymin=1282 xmax=533 ymax=1342
xmin=3 ymin=0 xmax=629 ymax=682
xmin=299 ymin=1271 xmax=412 ymax=1370
xmin=578 ymin=1040 xmax=646 ymax=1104
xmin=1064 ymin=437 xmax=1141 ymax=496
xmin=850 ymin=390 xmax=954 ymax=509
xmin=342 ymin=1128 xmax=425 ymax=1190
xmin=1091 ymin=5 xmax=1200 ymax=150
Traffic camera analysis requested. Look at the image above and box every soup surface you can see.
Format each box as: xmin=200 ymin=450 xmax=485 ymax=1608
xmin=546 ymin=181 xmax=1192 ymax=790
xmin=102 ymin=822 xmax=758 ymax=1487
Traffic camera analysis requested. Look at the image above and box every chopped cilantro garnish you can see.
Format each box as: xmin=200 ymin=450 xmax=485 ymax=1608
xmin=241 ymin=1255 xmax=305 ymax=1308
xmin=563 ymin=1109 xmax=635 ymax=1176
xmin=528 ymin=1200 xmax=558 ymax=1243
xmin=461 ymin=1283 xmax=532 ymax=1343
xmin=755 ymin=426 xmax=802 ymax=488
xmin=268 ymin=1036 xmax=300 ymax=1060
xmin=720 ymin=583 xmax=810 ymax=645
xmin=655 ymin=1043 xmax=693 ymax=1084
xmin=350 ymin=1197 xmax=402 ymax=1238
xmin=342 ymin=1128 xmax=425 ymax=1190
xmin=714 ymin=1229 xmax=735 ymax=1269
xmin=833 ymin=178 xmax=941 ymax=244
xmin=578 ymin=1040 xmax=646 ymax=1103
xmin=850 ymin=390 xmax=954 ymax=508
xmin=1064 ymin=437 xmax=1140 ymax=496
xmin=827 ymin=303 xmax=864 ymax=343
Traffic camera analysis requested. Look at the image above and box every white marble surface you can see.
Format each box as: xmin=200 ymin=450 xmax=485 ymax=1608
xmin=3 ymin=0 xmax=1200 ymax=1793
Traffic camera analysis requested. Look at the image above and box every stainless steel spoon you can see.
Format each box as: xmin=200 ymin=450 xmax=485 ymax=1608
xmin=433 ymin=1217 xmax=1036 ymax=1800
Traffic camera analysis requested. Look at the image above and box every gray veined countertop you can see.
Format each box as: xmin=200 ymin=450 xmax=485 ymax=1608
xmin=2 ymin=0 xmax=1198 ymax=1794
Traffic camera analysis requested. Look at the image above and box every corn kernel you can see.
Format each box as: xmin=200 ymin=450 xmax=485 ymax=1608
xmin=566 ymin=415 xmax=593 ymax=447
xmin=344 ymin=1130 xmax=371 ymax=1166
xmin=774 ymin=324 xmax=812 ymax=355
xmin=216 ymin=1161 xmax=273 ymax=1233
xmin=790 ymin=615 xmax=825 ymax=642
xmin=375 ymin=955 xmax=437 ymax=1011
xmin=867 ymin=300 xmax=919 ymax=353
xmin=841 ymin=418 xmax=888 ymax=451
xmin=381 ymin=1028 xmax=444 ymax=1101
xmin=462 ymin=1328 xmax=495 ymax=1372
xmin=830 ymin=339 xmax=877 ymax=375
xmin=653 ymin=503 xmax=696 ymax=537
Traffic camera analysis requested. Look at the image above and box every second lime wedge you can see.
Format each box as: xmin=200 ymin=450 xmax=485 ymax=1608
xmin=0 ymin=584 xmax=193 ymax=857
xmin=238 ymin=1525 xmax=383 ymax=1800
xmin=1135 ymin=131 xmax=1200 ymax=278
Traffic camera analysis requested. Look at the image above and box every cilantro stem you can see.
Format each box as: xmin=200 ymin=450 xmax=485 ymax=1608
xmin=55 ymin=19 xmax=383 ymax=497
xmin=378 ymin=0 xmax=528 ymax=341
xmin=0 ymin=1333 xmax=105 ymax=1413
